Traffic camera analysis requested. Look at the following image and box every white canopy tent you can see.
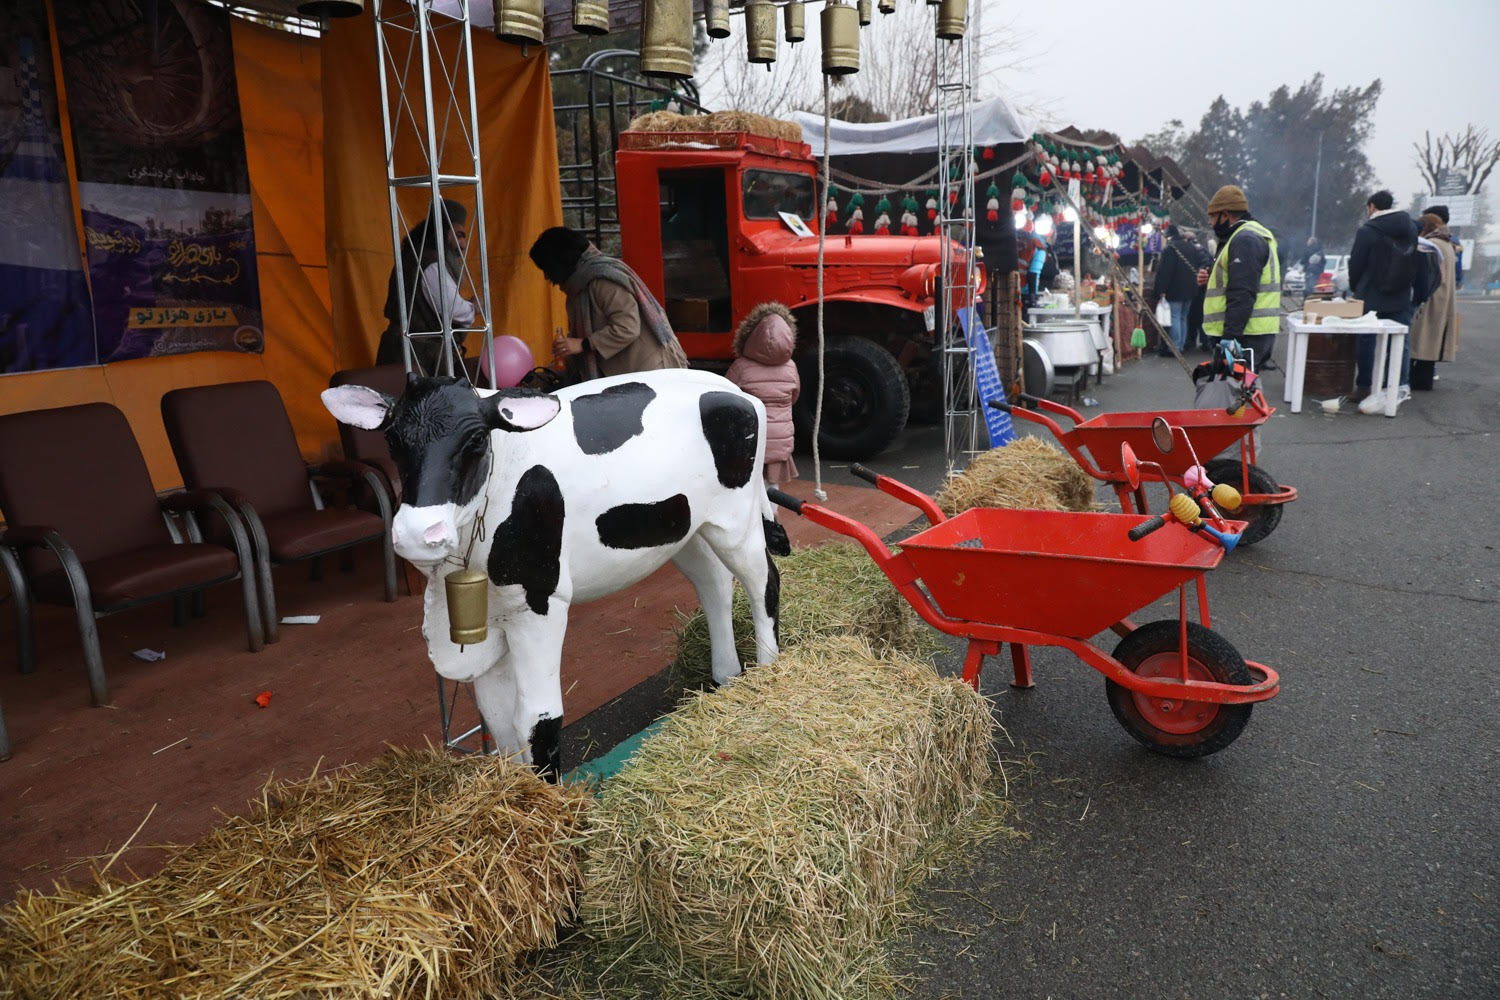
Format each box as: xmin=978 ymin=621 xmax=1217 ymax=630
xmin=792 ymin=96 xmax=1033 ymax=158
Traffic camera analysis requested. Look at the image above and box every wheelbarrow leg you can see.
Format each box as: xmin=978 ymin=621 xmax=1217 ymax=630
xmin=962 ymin=640 xmax=1001 ymax=690
xmin=1009 ymin=643 xmax=1035 ymax=689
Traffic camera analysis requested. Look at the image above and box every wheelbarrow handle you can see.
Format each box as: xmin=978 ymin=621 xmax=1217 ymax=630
xmin=987 ymin=399 xmax=1013 ymax=414
xmin=849 ymin=463 xmax=880 ymax=486
xmin=767 ymin=487 xmax=803 ymax=515
xmin=1128 ymin=515 xmax=1166 ymax=541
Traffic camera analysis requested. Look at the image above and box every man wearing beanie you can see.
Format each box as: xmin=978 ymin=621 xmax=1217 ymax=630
xmin=1196 ymin=184 xmax=1281 ymax=371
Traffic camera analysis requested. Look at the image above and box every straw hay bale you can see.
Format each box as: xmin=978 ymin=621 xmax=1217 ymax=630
xmin=627 ymin=109 xmax=689 ymax=132
xmin=934 ymin=436 xmax=1098 ymax=516
xmin=672 ymin=541 xmax=940 ymax=691
xmin=583 ymin=636 xmax=993 ymax=1000
xmin=626 ymin=109 xmax=801 ymax=143
xmin=0 ymin=748 xmax=588 ymax=1000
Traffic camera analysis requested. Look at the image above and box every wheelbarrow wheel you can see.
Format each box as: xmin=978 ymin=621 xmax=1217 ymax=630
xmin=1106 ymin=620 xmax=1253 ymax=758
xmin=1204 ymin=459 xmax=1282 ymax=547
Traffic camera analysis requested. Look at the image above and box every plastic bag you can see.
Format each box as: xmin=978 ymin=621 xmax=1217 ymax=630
xmin=1155 ymin=299 xmax=1172 ymax=328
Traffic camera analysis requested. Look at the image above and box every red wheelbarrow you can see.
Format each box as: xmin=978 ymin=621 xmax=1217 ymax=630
xmin=996 ymin=390 xmax=1298 ymax=546
xmin=767 ymin=464 xmax=1280 ymax=757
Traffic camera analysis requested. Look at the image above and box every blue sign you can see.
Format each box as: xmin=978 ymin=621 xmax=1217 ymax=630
xmin=957 ymin=306 xmax=1016 ymax=446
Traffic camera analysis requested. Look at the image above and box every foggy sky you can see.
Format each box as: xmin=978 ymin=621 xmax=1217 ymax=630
xmin=986 ymin=0 xmax=1500 ymax=235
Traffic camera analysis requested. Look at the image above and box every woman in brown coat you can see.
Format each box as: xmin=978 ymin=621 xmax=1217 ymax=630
xmin=528 ymin=227 xmax=688 ymax=378
xmin=1409 ymin=213 xmax=1459 ymax=391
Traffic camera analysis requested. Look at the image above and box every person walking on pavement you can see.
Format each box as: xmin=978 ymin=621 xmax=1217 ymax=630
xmin=1407 ymin=212 xmax=1460 ymax=391
xmin=1347 ymin=190 xmax=1423 ymax=413
xmin=1153 ymin=223 xmax=1211 ymax=356
xmin=1196 ymin=185 xmax=1282 ymax=371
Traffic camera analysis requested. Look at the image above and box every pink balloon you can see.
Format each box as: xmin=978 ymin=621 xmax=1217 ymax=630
xmin=480 ymin=335 xmax=535 ymax=388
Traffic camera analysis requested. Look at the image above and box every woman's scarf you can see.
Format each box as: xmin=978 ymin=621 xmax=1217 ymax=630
xmin=560 ymin=246 xmax=676 ymax=348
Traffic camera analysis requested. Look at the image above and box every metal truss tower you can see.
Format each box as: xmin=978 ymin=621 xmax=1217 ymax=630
xmin=934 ymin=7 xmax=979 ymax=474
xmin=371 ymin=0 xmax=493 ymax=382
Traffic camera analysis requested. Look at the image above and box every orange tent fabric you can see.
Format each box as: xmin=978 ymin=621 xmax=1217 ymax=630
xmin=0 ymin=9 xmax=565 ymax=494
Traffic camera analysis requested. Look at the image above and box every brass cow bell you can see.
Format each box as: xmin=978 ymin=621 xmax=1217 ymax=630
xmin=705 ymin=0 xmax=730 ymax=39
xmin=493 ymin=0 xmax=545 ymax=45
xmin=878 ymin=0 xmax=895 ymax=13
xmin=936 ymin=0 xmax=967 ymax=39
xmin=297 ymin=0 xmax=363 ymax=16
xmin=745 ymin=0 xmax=778 ymax=64
xmin=784 ymin=0 xmax=806 ymax=43
xmin=640 ymin=0 xmax=694 ymax=78
xmin=445 ymin=567 xmax=490 ymax=646
xmin=572 ymin=0 xmax=609 ymax=35
xmin=857 ymin=0 xmax=872 ymax=26
xmin=820 ymin=1 xmax=859 ymax=76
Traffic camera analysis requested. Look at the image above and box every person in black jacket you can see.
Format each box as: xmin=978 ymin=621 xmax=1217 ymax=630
xmin=1347 ymin=190 xmax=1421 ymax=409
xmin=1152 ymin=224 xmax=1211 ymax=355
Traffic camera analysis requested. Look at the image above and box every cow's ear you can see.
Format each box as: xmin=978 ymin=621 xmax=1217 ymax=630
xmin=486 ymin=390 xmax=561 ymax=433
xmin=321 ymin=385 xmax=396 ymax=430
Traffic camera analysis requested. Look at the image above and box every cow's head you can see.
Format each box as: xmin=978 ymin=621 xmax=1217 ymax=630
xmin=322 ymin=374 xmax=560 ymax=564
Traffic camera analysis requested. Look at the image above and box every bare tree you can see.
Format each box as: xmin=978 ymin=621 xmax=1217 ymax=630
xmin=1414 ymin=126 xmax=1500 ymax=194
xmin=694 ymin=3 xmax=1039 ymax=122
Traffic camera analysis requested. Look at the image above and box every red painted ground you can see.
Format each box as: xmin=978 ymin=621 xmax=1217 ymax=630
xmin=0 ymin=481 xmax=916 ymax=900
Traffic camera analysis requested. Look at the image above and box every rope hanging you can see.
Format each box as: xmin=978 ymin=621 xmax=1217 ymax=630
xmin=811 ymin=73 xmax=830 ymax=503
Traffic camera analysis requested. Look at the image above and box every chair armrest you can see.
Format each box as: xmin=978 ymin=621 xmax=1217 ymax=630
xmin=309 ymin=461 xmax=396 ymax=526
xmin=0 ymin=524 xmax=64 ymax=549
xmin=160 ymin=489 xmax=235 ymax=515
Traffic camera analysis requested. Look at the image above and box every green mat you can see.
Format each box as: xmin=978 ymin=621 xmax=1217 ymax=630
xmin=565 ymin=719 xmax=666 ymax=787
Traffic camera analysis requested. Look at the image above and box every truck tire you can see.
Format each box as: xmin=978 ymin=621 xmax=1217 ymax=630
xmin=794 ymin=335 xmax=910 ymax=460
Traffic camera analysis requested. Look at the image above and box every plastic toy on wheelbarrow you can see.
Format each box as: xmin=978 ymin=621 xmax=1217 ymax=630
xmin=990 ymin=374 xmax=1297 ymax=546
xmin=766 ymin=441 xmax=1281 ymax=757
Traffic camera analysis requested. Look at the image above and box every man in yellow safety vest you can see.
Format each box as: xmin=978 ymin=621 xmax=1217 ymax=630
xmin=1196 ymin=185 xmax=1281 ymax=371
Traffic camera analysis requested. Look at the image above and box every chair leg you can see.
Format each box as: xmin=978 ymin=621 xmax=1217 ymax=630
xmin=191 ymin=590 xmax=207 ymax=618
xmin=365 ymin=467 xmax=399 ymax=604
xmin=0 ymin=546 xmax=36 ymax=674
xmin=309 ymin=556 xmax=323 ymax=582
xmin=173 ymin=594 xmax=190 ymax=627
xmin=39 ymin=532 xmax=108 ymax=706
xmin=198 ymin=491 xmax=265 ymax=652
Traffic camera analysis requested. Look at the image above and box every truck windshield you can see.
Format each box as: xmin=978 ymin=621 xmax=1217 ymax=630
xmin=742 ymin=169 xmax=815 ymax=222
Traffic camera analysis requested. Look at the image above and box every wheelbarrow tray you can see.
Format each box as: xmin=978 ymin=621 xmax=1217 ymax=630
xmin=899 ymin=507 xmax=1232 ymax=640
xmin=1069 ymin=407 xmax=1267 ymax=478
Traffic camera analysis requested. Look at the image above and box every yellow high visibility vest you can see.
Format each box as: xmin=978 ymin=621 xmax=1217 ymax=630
xmin=1203 ymin=220 xmax=1281 ymax=338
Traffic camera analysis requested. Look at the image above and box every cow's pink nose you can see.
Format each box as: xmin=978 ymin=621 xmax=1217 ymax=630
xmin=423 ymin=522 xmax=452 ymax=545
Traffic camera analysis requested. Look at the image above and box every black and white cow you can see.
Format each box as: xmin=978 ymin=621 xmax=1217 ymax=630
xmin=322 ymin=369 xmax=784 ymax=779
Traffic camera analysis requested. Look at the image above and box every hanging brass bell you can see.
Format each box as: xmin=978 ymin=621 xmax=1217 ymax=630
xmin=745 ymin=0 xmax=777 ymax=64
xmin=493 ymin=0 xmax=544 ymax=45
xmin=784 ymin=0 xmax=806 ymax=43
xmin=877 ymin=0 xmax=895 ymax=13
xmin=572 ymin=0 xmax=609 ymax=35
xmin=297 ymin=0 xmax=363 ymax=16
xmin=936 ymin=0 xmax=967 ymax=39
xmin=640 ymin=0 xmax=694 ymax=78
xmin=445 ymin=567 xmax=490 ymax=646
xmin=820 ymin=1 xmax=860 ymax=76
xmin=705 ymin=0 xmax=731 ymax=39
xmin=857 ymin=0 xmax=872 ymax=26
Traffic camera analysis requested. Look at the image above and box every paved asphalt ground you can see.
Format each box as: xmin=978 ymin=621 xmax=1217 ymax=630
xmin=565 ymin=300 xmax=1498 ymax=999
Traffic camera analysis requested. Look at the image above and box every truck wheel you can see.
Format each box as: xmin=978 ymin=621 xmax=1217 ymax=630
xmin=794 ymin=335 xmax=910 ymax=460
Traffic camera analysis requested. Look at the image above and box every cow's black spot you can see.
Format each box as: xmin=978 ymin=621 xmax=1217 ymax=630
xmin=487 ymin=465 xmax=564 ymax=615
xmin=699 ymin=391 xmax=758 ymax=489
xmin=596 ymin=494 xmax=691 ymax=550
xmin=763 ymin=516 xmax=790 ymax=556
xmin=571 ymin=381 xmax=656 ymax=455
xmin=530 ymin=716 xmax=563 ymax=784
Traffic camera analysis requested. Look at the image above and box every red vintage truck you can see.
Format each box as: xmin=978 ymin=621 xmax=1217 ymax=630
xmin=613 ymin=127 xmax=982 ymax=460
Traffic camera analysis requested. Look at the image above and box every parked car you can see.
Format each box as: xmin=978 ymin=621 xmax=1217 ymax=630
xmin=1292 ymin=252 xmax=1349 ymax=297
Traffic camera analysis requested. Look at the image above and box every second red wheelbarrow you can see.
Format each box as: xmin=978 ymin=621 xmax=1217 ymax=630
xmin=767 ymin=461 xmax=1281 ymax=758
xmin=996 ymin=390 xmax=1298 ymax=546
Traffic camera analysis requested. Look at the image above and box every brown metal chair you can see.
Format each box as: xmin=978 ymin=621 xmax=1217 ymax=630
xmin=0 ymin=403 xmax=263 ymax=708
xmin=160 ymin=380 xmax=396 ymax=644
xmin=327 ymin=363 xmax=407 ymax=503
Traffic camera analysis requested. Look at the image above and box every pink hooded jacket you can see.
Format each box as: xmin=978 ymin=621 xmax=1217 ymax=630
xmin=726 ymin=302 xmax=800 ymax=481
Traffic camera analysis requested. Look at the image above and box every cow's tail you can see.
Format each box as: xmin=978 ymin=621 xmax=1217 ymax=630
xmin=763 ymin=514 xmax=791 ymax=556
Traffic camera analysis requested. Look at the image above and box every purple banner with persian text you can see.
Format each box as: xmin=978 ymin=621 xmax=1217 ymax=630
xmin=55 ymin=0 xmax=262 ymax=362
xmin=0 ymin=1 xmax=96 ymax=374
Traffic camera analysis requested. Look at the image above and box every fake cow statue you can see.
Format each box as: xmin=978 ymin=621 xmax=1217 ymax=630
xmin=322 ymin=369 xmax=785 ymax=780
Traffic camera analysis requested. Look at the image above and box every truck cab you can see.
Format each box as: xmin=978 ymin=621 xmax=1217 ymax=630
xmin=615 ymin=128 xmax=981 ymax=460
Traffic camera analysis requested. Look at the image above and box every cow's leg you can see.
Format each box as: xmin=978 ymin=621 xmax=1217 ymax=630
xmin=470 ymin=664 xmax=525 ymax=757
xmin=672 ymin=534 xmax=743 ymax=685
xmin=703 ymin=526 xmax=779 ymax=669
xmin=502 ymin=598 xmax=570 ymax=782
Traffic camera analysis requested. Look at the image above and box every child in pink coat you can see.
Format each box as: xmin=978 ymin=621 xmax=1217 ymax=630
xmin=726 ymin=303 xmax=801 ymax=488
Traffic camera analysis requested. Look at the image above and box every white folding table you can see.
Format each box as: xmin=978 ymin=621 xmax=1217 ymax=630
xmin=1281 ymin=313 xmax=1409 ymax=418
